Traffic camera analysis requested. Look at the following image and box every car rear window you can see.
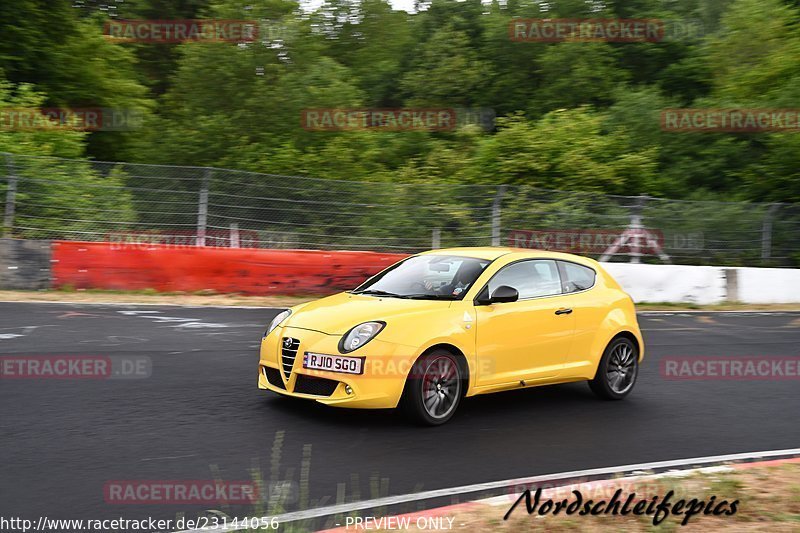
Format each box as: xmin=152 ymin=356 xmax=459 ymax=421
xmin=560 ymin=261 xmax=596 ymax=293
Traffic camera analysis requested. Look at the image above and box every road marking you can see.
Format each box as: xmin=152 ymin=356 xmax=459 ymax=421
xmin=57 ymin=311 xmax=103 ymax=319
xmin=0 ymin=325 xmax=47 ymax=341
xmin=116 ymin=311 xmax=239 ymax=330
xmin=176 ymin=447 xmax=800 ymax=532
xmin=80 ymin=336 xmax=149 ymax=346
xmin=140 ymin=453 xmax=198 ymax=462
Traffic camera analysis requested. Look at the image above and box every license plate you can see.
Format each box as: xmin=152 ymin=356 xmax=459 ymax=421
xmin=303 ymin=352 xmax=365 ymax=375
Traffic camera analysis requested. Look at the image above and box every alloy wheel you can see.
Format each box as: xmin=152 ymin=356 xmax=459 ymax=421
xmin=421 ymin=356 xmax=461 ymax=420
xmin=606 ymin=342 xmax=637 ymax=394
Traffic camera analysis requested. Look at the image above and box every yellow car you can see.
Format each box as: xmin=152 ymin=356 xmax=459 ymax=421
xmin=258 ymin=247 xmax=644 ymax=425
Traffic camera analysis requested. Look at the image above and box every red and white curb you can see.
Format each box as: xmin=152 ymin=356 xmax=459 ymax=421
xmin=175 ymin=448 xmax=800 ymax=532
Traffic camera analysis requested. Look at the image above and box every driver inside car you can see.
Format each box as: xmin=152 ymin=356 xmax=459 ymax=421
xmin=424 ymin=261 xmax=488 ymax=297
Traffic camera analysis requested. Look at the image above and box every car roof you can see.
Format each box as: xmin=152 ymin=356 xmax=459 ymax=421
xmin=419 ymin=247 xmax=598 ymax=265
xmin=418 ymin=247 xmax=517 ymax=260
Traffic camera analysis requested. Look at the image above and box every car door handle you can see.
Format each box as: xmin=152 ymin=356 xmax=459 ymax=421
xmin=555 ymin=308 xmax=573 ymax=315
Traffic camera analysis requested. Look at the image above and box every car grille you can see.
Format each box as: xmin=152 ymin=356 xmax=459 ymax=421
xmin=294 ymin=375 xmax=340 ymax=397
xmin=281 ymin=337 xmax=300 ymax=379
xmin=263 ymin=366 xmax=285 ymax=390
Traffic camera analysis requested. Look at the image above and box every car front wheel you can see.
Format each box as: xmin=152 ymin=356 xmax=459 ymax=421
xmin=589 ymin=337 xmax=639 ymax=400
xmin=401 ymin=351 xmax=463 ymax=426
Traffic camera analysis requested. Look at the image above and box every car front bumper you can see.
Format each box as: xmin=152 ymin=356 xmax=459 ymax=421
xmin=258 ymin=326 xmax=417 ymax=409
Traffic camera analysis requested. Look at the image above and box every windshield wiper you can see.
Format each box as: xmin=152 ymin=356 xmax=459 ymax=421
xmin=352 ymin=290 xmax=455 ymax=300
xmin=399 ymin=294 xmax=458 ymax=300
xmin=352 ymin=289 xmax=403 ymax=297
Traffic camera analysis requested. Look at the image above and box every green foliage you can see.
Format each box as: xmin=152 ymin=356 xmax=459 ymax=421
xmin=0 ymin=76 xmax=88 ymax=158
xmin=531 ymin=43 xmax=627 ymax=116
xmin=400 ymin=25 xmax=490 ymax=107
xmin=0 ymin=73 xmax=137 ymax=238
xmin=471 ymin=109 xmax=657 ymax=193
xmin=9 ymin=159 xmax=137 ymax=240
xmin=0 ymin=2 xmax=152 ymax=161
xmin=1 ymin=0 xmax=799 ymax=257
xmin=707 ymin=0 xmax=800 ymax=105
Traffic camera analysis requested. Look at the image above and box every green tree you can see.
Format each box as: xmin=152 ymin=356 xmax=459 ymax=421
xmin=0 ymin=75 xmax=136 ymax=239
xmin=707 ymin=0 xmax=800 ymax=104
xmin=470 ymin=109 xmax=657 ymax=194
xmin=0 ymin=1 xmax=152 ymax=161
xmin=319 ymin=0 xmax=414 ymax=106
xmin=531 ymin=43 xmax=628 ymax=116
xmin=400 ymin=25 xmax=491 ymax=107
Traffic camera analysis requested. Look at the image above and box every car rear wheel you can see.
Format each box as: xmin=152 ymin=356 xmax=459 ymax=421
xmin=401 ymin=351 xmax=463 ymax=426
xmin=589 ymin=337 xmax=639 ymax=400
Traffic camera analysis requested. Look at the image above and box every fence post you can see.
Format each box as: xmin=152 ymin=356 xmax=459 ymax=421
xmin=491 ymin=185 xmax=507 ymax=247
xmin=230 ymin=222 xmax=240 ymax=249
xmin=196 ymin=167 xmax=211 ymax=247
xmin=3 ymin=154 xmax=17 ymax=238
xmin=761 ymin=203 xmax=780 ymax=263
xmin=431 ymin=228 xmax=441 ymax=249
xmin=628 ymin=195 xmax=649 ymax=264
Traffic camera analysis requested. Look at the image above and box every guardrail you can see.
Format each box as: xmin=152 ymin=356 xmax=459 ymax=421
xmin=2 ymin=239 xmax=799 ymax=303
xmin=49 ymin=241 xmax=404 ymax=295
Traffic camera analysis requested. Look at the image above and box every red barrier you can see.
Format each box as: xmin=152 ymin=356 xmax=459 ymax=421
xmin=51 ymin=242 xmax=407 ymax=295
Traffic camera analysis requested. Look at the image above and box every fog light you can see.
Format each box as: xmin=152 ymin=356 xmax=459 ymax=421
xmin=345 ymin=385 xmax=353 ymax=395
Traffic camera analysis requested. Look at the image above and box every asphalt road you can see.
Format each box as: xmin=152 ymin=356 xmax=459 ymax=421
xmin=1 ymin=302 xmax=798 ymax=530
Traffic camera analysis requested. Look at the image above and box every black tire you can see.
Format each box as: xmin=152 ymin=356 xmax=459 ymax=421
xmin=401 ymin=351 xmax=464 ymax=426
xmin=589 ymin=337 xmax=639 ymax=400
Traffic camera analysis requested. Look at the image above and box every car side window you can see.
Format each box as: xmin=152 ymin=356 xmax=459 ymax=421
xmin=487 ymin=260 xmax=563 ymax=299
xmin=559 ymin=261 xmax=596 ymax=293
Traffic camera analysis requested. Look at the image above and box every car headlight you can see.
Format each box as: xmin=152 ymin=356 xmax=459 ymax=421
xmin=264 ymin=310 xmax=291 ymax=337
xmin=339 ymin=321 xmax=385 ymax=353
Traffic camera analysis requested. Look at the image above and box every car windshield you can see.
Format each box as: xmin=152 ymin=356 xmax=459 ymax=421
xmin=352 ymin=255 xmax=491 ymax=300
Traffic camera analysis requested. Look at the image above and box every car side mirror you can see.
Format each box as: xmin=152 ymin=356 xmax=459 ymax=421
xmin=490 ymin=285 xmax=519 ymax=303
xmin=476 ymin=285 xmax=519 ymax=305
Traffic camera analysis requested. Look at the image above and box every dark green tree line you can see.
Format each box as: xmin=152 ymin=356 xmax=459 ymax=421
xmin=0 ymin=0 xmax=799 ymax=202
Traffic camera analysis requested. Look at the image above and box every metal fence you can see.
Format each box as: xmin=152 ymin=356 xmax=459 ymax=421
xmin=1 ymin=152 xmax=798 ymax=266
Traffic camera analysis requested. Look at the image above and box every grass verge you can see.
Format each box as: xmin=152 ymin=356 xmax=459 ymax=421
xmin=0 ymin=289 xmax=315 ymax=308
